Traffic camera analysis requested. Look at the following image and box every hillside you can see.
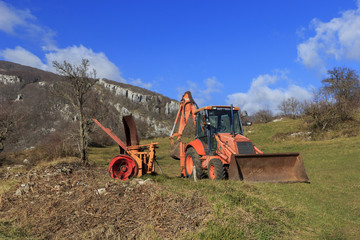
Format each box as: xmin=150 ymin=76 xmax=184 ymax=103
xmin=1 ymin=117 xmax=359 ymax=239
xmin=91 ymin=118 xmax=360 ymax=239
xmin=0 ymin=61 xmax=179 ymax=152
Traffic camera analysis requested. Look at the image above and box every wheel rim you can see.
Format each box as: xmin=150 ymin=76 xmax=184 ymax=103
xmin=109 ymin=155 xmax=137 ymax=180
xmin=209 ymin=165 xmax=216 ymax=179
xmin=186 ymin=155 xmax=193 ymax=175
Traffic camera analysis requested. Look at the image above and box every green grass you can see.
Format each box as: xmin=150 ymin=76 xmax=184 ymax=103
xmin=0 ymin=221 xmax=32 ymax=240
xmin=0 ymin=117 xmax=352 ymax=239
xmin=89 ymin=118 xmax=360 ymax=239
xmin=0 ymin=117 xmax=355 ymax=239
xmin=247 ymin=119 xmax=360 ymax=239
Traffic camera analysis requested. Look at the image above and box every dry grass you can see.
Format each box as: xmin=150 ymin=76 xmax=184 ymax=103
xmin=0 ymin=160 xmax=211 ymax=239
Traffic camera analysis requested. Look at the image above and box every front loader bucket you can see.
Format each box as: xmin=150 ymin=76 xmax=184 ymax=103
xmin=228 ymin=153 xmax=310 ymax=183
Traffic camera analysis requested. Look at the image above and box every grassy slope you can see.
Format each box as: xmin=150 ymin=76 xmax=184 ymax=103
xmin=1 ymin=117 xmax=358 ymax=239
xmin=90 ymin=143 xmax=299 ymax=239
xmin=1 ymin=117 xmax=355 ymax=239
xmin=248 ymin=118 xmax=360 ymax=239
xmin=88 ymin=118 xmax=360 ymax=239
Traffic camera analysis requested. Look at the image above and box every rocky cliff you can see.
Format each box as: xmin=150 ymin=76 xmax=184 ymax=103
xmin=0 ymin=61 xmax=179 ymax=152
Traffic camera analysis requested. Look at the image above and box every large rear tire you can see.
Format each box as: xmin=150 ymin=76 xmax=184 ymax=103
xmin=184 ymin=148 xmax=204 ymax=179
xmin=208 ymin=158 xmax=226 ymax=180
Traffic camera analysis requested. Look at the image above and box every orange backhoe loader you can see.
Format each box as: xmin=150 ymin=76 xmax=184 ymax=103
xmin=169 ymin=91 xmax=309 ymax=183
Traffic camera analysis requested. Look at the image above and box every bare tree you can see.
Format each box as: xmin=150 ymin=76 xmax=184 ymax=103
xmin=53 ymin=59 xmax=98 ymax=166
xmin=278 ymin=97 xmax=302 ymax=118
xmin=0 ymin=102 xmax=17 ymax=153
xmin=303 ymin=67 xmax=360 ymax=132
xmin=303 ymin=92 xmax=338 ymax=131
xmin=254 ymin=109 xmax=273 ymax=123
xmin=0 ymin=109 xmax=13 ymax=153
xmin=321 ymin=67 xmax=360 ymax=121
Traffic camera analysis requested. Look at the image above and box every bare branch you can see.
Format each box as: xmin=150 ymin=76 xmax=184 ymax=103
xmin=52 ymin=58 xmax=98 ymax=166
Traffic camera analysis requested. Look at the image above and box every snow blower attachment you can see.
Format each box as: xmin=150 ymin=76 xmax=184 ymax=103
xmin=93 ymin=116 xmax=158 ymax=181
xmin=170 ymin=91 xmax=310 ymax=183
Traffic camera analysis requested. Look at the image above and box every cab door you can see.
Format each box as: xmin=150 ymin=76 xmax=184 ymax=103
xmin=196 ymin=110 xmax=217 ymax=155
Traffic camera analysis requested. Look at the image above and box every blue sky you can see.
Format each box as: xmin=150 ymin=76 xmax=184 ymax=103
xmin=1 ymin=0 xmax=360 ymax=114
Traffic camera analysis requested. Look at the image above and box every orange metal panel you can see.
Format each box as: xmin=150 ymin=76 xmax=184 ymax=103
xmin=92 ymin=119 xmax=128 ymax=151
xmin=186 ymin=139 xmax=206 ymax=156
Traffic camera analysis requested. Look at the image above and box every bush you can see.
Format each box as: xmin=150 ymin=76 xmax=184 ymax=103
xmin=304 ymin=67 xmax=360 ymax=131
xmin=278 ymin=97 xmax=303 ymax=119
xmin=253 ymin=109 xmax=274 ymax=123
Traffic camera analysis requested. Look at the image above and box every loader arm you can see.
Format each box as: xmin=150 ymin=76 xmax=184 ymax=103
xmin=213 ymin=133 xmax=236 ymax=161
xmin=169 ymin=91 xmax=198 ymax=160
xmin=169 ymin=91 xmax=198 ymax=141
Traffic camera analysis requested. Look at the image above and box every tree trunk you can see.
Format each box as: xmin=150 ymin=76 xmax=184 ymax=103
xmin=78 ymin=102 xmax=89 ymax=166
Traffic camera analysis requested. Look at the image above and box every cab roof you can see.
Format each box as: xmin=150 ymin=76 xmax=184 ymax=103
xmin=194 ymin=106 xmax=239 ymax=114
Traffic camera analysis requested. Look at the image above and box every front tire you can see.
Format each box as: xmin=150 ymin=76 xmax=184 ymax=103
xmin=208 ymin=158 xmax=226 ymax=180
xmin=184 ymin=148 xmax=204 ymax=179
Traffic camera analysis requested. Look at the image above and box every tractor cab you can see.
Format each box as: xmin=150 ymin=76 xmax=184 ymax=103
xmin=195 ymin=106 xmax=243 ymax=154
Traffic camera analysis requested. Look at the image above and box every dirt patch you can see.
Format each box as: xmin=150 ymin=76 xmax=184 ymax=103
xmin=0 ymin=161 xmax=212 ymax=239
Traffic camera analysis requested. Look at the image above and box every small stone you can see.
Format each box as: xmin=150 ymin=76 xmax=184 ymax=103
xmin=15 ymin=189 xmax=22 ymax=196
xmin=143 ymin=179 xmax=154 ymax=185
xmin=125 ymin=187 xmax=134 ymax=192
xmin=96 ymin=188 xmax=106 ymax=195
xmin=138 ymin=179 xmax=154 ymax=185
xmin=137 ymin=179 xmax=145 ymax=185
xmin=23 ymin=183 xmax=30 ymax=193
xmin=10 ymin=165 xmax=25 ymax=170
xmin=76 ymin=181 xmax=86 ymax=186
xmin=136 ymin=178 xmax=154 ymax=186
xmin=129 ymin=179 xmax=140 ymax=186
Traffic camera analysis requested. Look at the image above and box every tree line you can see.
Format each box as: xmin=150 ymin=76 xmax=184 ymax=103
xmin=253 ymin=67 xmax=360 ymax=132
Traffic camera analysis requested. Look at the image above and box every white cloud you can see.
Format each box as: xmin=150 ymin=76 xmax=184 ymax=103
xmin=226 ymin=72 xmax=312 ymax=115
xmin=0 ymin=45 xmax=125 ymax=82
xmin=0 ymin=1 xmax=55 ymax=47
xmin=45 ymin=45 xmax=124 ymax=82
xmin=201 ymin=77 xmax=223 ymax=96
xmin=0 ymin=46 xmax=47 ymax=69
xmin=0 ymin=1 xmax=34 ymax=34
xmin=178 ymin=77 xmax=223 ymax=106
xmin=129 ymin=78 xmax=152 ymax=89
xmin=0 ymin=2 xmax=125 ymax=83
xmin=297 ymin=2 xmax=360 ymax=71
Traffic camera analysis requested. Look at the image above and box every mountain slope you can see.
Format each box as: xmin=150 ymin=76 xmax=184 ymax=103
xmin=0 ymin=60 xmax=179 ymax=152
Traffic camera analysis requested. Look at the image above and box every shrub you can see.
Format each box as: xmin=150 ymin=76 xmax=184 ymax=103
xmin=254 ymin=109 xmax=274 ymax=123
xmin=304 ymin=67 xmax=360 ymax=131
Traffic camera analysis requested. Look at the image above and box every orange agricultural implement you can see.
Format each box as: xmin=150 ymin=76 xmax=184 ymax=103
xmin=93 ymin=116 xmax=159 ymax=180
xmin=169 ymin=91 xmax=309 ymax=183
